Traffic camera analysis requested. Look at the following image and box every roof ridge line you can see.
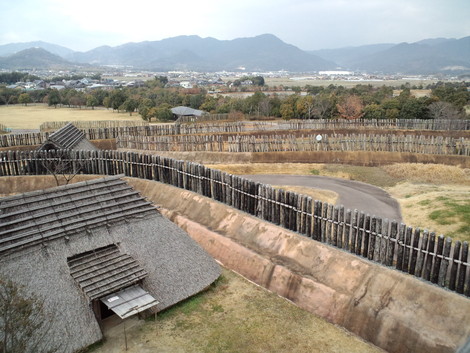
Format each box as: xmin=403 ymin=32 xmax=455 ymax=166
xmin=0 ymin=175 xmax=126 ymax=203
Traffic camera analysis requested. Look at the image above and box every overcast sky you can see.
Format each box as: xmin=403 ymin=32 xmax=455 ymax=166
xmin=1 ymin=0 xmax=469 ymax=52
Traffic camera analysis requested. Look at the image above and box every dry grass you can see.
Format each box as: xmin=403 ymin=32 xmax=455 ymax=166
xmin=92 ymin=268 xmax=382 ymax=353
xmin=382 ymin=163 xmax=470 ymax=185
xmin=387 ymin=183 xmax=470 ymax=242
xmin=206 ymin=163 xmax=326 ymax=175
xmin=0 ymin=104 xmax=143 ymax=129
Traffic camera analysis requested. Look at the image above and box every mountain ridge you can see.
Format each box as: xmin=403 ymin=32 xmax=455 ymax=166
xmin=0 ymin=34 xmax=468 ymax=74
xmin=66 ymin=34 xmax=335 ymax=71
xmin=0 ymin=47 xmax=79 ymax=70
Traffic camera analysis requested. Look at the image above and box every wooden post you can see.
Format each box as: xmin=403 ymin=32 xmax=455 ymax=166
xmin=279 ymin=190 xmax=286 ymax=228
xmin=297 ymin=195 xmax=304 ymax=234
xmin=456 ymin=241 xmax=468 ymax=294
xmin=337 ymin=206 xmax=344 ymax=249
xmin=270 ymin=187 xmax=277 ymax=225
xmin=326 ymin=204 xmax=334 ymax=245
xmin=423 ymin=232 xmax=436 ymax=282
xmin=318 ymin=202 xmax=329 ymax=243
xmin=343 ymin=209 xmax=352 ymax=251
xmin=409 ymin=228 xmax=420 ymax=275
xmin=368 ymin=216 xmax=377 ymax=260
xmin=449 ymin=240 xmax=461 ymax=291
xmin=416 ymin=231 xmax=429 ymax=278
xmin=362 ymin=214 xmax=370 ymax=258
xmin=379 ymin=219 xmax=389 ymax=265
xmin=356 ymin=212 xmax=365 ymax=256
xmin=306 ymin=197 xmax=313 ymax=238
xmin=373 ymin=217 xmax=382 ymax=262
xmin=396 ymin=224 xmax=406 ymax=271
xmin=332 ymin=206 xmax=339 ymax=246
xmin=402 ymin=226 xmax=413 ymax=273
xmin=350 ymin=210 xmax=359 ymax=254
xmin=313 ymin=200 xmax=321 ymax=240
xmin=438 ymin=237 xmax=452 ymax=288
xmin=431 ymin=235 xmax=445 ymax=284
xmin=386 ymin=221 xmax=398 ymax=267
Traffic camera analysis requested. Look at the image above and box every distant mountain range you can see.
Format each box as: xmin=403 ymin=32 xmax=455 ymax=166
xmin=0 ymin=47 xmax=81 ymax=70
xmin=0 ymin=34 xmax=469 ymax=74
xmin=309 ymin=37 xmax=470 ymax=74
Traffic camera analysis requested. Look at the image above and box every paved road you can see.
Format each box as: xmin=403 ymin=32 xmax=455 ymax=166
xmin=241 ymin=174 xmax=402 ymax=222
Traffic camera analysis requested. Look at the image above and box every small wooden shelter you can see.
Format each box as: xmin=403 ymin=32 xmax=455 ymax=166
xmin=38 ymin=122 xmax=99 ymax=151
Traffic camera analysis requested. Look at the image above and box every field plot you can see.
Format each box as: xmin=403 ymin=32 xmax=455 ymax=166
xmin=263 ymin=77 xmax=437 ymax=88
xmin=0 ymin=104 xmax=142 ymax=130
xmin=92 ymin=268 xmax=382 ymax=353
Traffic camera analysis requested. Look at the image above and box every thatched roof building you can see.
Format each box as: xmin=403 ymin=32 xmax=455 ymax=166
xmin=38 ymin=122 xmax=99 ymax=151
xmin=0 ymin=176 xmax=220 ymax=352
xmin=171 ymin=106 xmax=207 ymax=122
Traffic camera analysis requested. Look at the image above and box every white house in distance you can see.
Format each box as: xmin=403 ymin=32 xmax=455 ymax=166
xmin=180 ymin=81 xmax=193 ymax=89
xmin=319 ymin=71 xmax=354 ymax=76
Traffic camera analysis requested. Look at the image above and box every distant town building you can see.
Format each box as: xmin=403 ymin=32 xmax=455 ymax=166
xmin=319 ymin=71 xmax=354 ymax=76
xmin=180 ymin=81 xmax=193 ymax=89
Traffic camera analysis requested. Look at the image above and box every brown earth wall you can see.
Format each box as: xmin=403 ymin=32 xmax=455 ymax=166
xmin=126 ymin=177 xmax=470 ymax=353
xmin=2 ymin=175 xmax=470 ymax=353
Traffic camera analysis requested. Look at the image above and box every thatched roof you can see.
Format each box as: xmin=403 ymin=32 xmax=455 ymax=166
xmin=38 ymin=122 xmax=99 ymax=151
xmin=0 ymin=175 xmax=155 ymax=255
xmin=0 ymin=176 xmax=220 ymax=352
xmin=171 ymin=106 xmax=205 ymax=117
xmin=68 ymin=244 xmax=148 ymax=301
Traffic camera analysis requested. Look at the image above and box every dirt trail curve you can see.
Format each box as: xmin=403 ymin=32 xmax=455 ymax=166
xmin=241 ymin=174 xmax=402 ymax=222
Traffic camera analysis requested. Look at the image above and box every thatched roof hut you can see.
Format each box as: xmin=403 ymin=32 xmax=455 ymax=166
xmin=38 ymin=122 xmax=99 ymax=151
xmin=0 ymin=175 xmax=220 ymax=352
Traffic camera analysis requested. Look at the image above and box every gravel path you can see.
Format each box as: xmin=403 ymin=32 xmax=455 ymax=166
xmin=241 ymin=174 xmax=402 ymax=222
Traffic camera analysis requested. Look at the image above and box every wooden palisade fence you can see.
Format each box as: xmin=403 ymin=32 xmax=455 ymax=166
xmin=39 ymin=120 xmax=149 ymax=132
xmin=117 ymin=133 xmax=470 ymax=155
xmin=1 ymin=149 xmax=469 ymax=297
xmin=1 ymin=119 xmax=469 ymax=148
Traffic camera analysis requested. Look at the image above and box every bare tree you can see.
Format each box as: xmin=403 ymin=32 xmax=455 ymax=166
xmin=40 ymin=150 xmax=83 ymax=186
xmin=313 ymin=94 xmax=334 ymax=119
xmin=428 ymin=101 xmax=464 ymax=120
xmin=0 ymin=277 xmax=62 ymax=353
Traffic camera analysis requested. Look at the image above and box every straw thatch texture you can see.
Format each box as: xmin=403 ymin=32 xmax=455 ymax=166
xmin=68 ymin=244 xmax=148 ymax=301
xmin=38 ymin=122 xmax=99 ymax=151
xmin=0 ymin=175 xmax=156 ymax=255
xmin=0 ymin=176 xmax=221 ymax=352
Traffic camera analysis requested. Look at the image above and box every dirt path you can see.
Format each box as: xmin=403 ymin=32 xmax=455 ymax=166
xmin=242 ymin=174 xmax=402 ymax=222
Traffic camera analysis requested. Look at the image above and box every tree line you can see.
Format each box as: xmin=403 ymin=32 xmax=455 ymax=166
xmin=1 ymin=76 xmax=468 ymax=121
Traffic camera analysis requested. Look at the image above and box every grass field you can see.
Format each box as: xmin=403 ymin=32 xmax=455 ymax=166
xmin=0 ymin=104 xmax=143 ymax=130
xmin=91 ymin=268 xmax=382 ymax=353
